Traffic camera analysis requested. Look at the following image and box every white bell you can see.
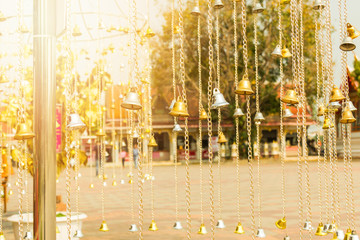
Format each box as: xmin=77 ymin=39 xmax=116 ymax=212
xmin=313 ymin=0 xmax=325 ymax=10
xmin=256 ymin=228 xmax=266 ymax=238
xmin=211 ymin=88 xmax=229 ymax=109
xmin=73 ymin=229 xmax=84 ymax=238
xmin=272 ymin=45 xmax=283 ymax=57
xmin=340 ymin=36 xmax=356 ymax=52
xmin=327 ymin=223 xmax=336 ymax=233
xmin=121 ymin=90 xmax=142 ymax=110
xmin=254 ymin=112 xmax=265 ymax=124
xmin=253 ymin=2 xmax=264 ymax=13
xmin=24 ymin=231 xmax=33 ymax=239
xmin=323 ymin=223 xmax=330 ymax=233
xmin=303 ymin=220 xmax=312 ymax=231
xmin=329 ymin=101 xmax=341 ymax=109
xmin=284 ymin=235 xmax=291 ymax=240
xmin=191 ymin=6 xmax=201 ymax=15
xmin=172 ymin=123 xmax=182 ymax=132
xmin=337 ymin=229 xmax=345 ymax=240
xmin=120 ymin=179 xmax=125 ymax=184
xmin=133 ymin=130 xmax=139 ymax=138
xmin=216 ymin=219 xmax=226 ymax=229
xmin=283 ymin=108 xmax=293 ymax=118
xmin=233 ymin=108 xmax=245 ymax=118
xmin=348 ymin=101 xmax=357 ymax=111
xmin=173 ymin=221 xmax=183 ymax=230
xmin=350 ymin=231 xmax=360 ymax=240
xmin=67 ymin=113 xmax=86 ymax=131
xmin=129 ymin=224 xmax=138 ymax=232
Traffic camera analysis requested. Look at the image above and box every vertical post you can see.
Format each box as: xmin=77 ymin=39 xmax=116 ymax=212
xmin=33 ymin=0 xmax=56 ymax=239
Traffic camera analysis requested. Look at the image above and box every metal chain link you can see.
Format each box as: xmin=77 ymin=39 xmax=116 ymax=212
xmin=137 ymin=111 xmax=144 ymax=240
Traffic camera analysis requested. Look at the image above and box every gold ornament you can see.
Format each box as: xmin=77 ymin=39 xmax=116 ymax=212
xmin=169 ymin=98 xmax=189 ymax=117
xmin=234 ymin=222 xmax=245 ymax=234
xmin=340 ymin=108 xmax=356 ymax=124
xmin=275 ymin=217 xmax=287 ymax=229
xmin=145 ymin=27 xmax=155 ymax=38
xmin=347 ymin=23 xmax=360 ymax=39
xmin=217 ymin=132 xmax=227 ymax=144
xmin=198 ymin=223 xmax=207 ymax=235
xmin=315 ymin=223 xmax=327 ymax=236
xmin=199 ymin=108 xmax=209 ymax=120
xmin=282 ymin=89 xmax=299 ymax=105
xmin=330 ymin=86 xmax=345 ymax=102
xmin=281 ymin=46 xmax=292 ymax=58
xmin=148 ymin=220 xmax=159 ymax=231
xmin=235 ymin=76 xmax=254 ymax=95
xmin=14 ymin=123 xmax=35 ymax=140
xmin=99 ymin=220 xmax=109 ymax=232
xmin=148 ymin=136 xmax=158 ymax=147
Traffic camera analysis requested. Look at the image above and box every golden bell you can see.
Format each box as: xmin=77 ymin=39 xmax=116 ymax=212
xmin=198 ymin=223 xmax=207 ymax=235
xmin=217 ymin=132 xmax=227 ymax=144
xmin=344 ymin=229 xmax=352 ymax=240
xmin=56 ymin=225 xmax=60 ymax=233
xmin=173 ymin=25 xmax=180 ymax=34
xmin=145 ymin=27 xmax=155 ymax=38
xmin=340 ymin=108 xmax=356 ymax=124
xmin=99 ymin=220 xmax=109 ymax=232
xmin=149 ymin=220 xmax=159 ymax=231
xmin=148 ymin=136 xmax=158 ymax=147
xmin=330 ymin=86 xmax=345 ymax=102
xmin=72 ymin=24 xmax=82 ymax=37
xmin=89 ymin=183 xmax=94 ymax=189
xmin=282 ymin=89 xmax=299 ymax=105
xmin=128 ymin=179 xmax=133 ymax=184
xmin=235 ymin=76 xmax=254 ymax=95
xmin=14 ymin=123 xmax=35 ymax=140
xmin=322 ymin=117 xmax=331 ymax=129
xmin=347 ymin=23 xmax=360 ymax=39
xmin=0 ymin=232 xmax=5 ymax=240
xmin=281 ymin=46 xmax=292 ymax=58
xmin=275 ymin=217 xmax=287 ymax=229
xmin=199 ymin=108 xmax=209 ymax=120
xmin=315 ymin=222 xmax=327 ymax=236
xmin=112 ymin=180 xmax=117 ymax=186
xmin=169 ymin=98 xmax=189 ymax=117
xmin=332 ymin=232 xmax=340 ymax=240
xmin=96 ymin=128 xmax=106 ymax=137
xmin=317 ymin=105 xmax=325 ymax=116
xmin=234 ymin=222 xmax=245 ymax=234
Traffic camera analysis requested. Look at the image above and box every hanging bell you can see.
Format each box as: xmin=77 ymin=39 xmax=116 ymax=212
xmin=89 ymin=183 xmax=94 ymax=189
xmin=328 ymin=223 xmax=337 ymax=233
xmin=213 ymin=0 xmax=224 ymax=9
xmin=173 ymin=221 xmax=183 ymax=230
xmin=191 ymin=5 xmax=201 ymax=16
xmin=337 ymin=229 xmax=345 ymax=240
xmin=173 ymin=25 xmax=180 ymax=34
xmin=284 ymin=108 xmax=293 ymax=118
xmin=345 ymin=229 xmax=353 ymax=240
xmin=329 ymin=101 xmax=342 ymax=110
xmin=67 ymin=113 xmax=86 ymax=131
xmin=112 ymin=180 xmax=117 ymax=186
xmin=340 ymin=36 xmax=356 ymax=52
xmin=330 ymin=86 xmax=345 ymax=102
xmin=332 ymin=232 xmax=340 ymax=240
xmin=282 ymin=89 xmax=299 ymax=105
xmin=149 ymin=220 xmax=159 ymax=231
xmin=95 ymin=128 xmax=106 ymax=137
xmin=348 ymin=101 xmax=357 ymax=111
xmin=281 ymin=46 xmax=292 ymax=58
xmin=315 ymin=222 xmax=327 ymax=236
xmin=254 ymin=112 xmax=265 ymax=124
xmin=133 ymin=130 xmax=140 ymax=139
xmin=313 ymin=0 xmax=325 ymax=10
xmin=198 ymin=223 xmax=207 ymax=234
xmin=199 ymin=108 xmax=209 ymax=120
xmin=121 ymin=90 xmax=142 ymax=110
xmin=235 ymin=76 xmax=254 ymax=95
xmin=72 ymin=24 xmax=82 ymax=37
xmin=0 ymin=232 xmax=5 ymax=240
xmin=56 ymin=225 xmax=60 ymax=233
xmin=99 ymin=220 xmax=109 ymax=232
xmin=347 ymin=23 xmax=360 ymax=39
xmin=275 ymin=217 xmax=287 ymax=229
xmin=24 ymin=231 xmax=33 ymax=239
xmin=169 ymin=98 xmax=189 ymax=117
xmin=322 ymin=118 xmax=331 ymax=129
xmin=340 ymin=108 xmax=356 ymax=124
xmin=303 ymin=220 xmax=312 ymax=231
xmin=350 ymin=231 xmax=360 ymax=240
xmin=272 ymin=45 xmax=283 ymax=58
xmin=172 ymin=123 xmax=183 ymax=132
xmin=211 ymin=88 xmax=229 ymax=109
xmin=217 ymin=132 xmax=228 ymax=144
xmin=284 ymin=235 xmax=291 ymax=240
xmin=234 ymin=222 xmax=245 ymax=234
xmin=148 ymin=136 xmax=158 ymax=147
xmin=256 ymin=228 xmax=266 ymax=238
xmin=145 ymin=27 xmax=155 ymax=38
xmin=317 ymin=105 xmax=325 ymax=116
xmin=253 ymin=2 xmax=265 ymax=13
xmin=324 ymin=224 xmax=331 ymax=233
xmin=73 ymin=229 xmax=84 ymax=238
xmin=234 ymin=108 xmax=245 ymax=118
xmin=14 ymin=122 xmax=35 ymax=140
xmin=129 ymin=224 xmax=138 ymax=232
xmin=216 ymin=219 xmax=226 ymax=229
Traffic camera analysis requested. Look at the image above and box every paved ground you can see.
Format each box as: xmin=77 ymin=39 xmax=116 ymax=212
xmin=2 ymin=160 xmax=359 ymax=239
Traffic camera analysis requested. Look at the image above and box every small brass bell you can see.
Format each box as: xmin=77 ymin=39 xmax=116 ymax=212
xmin=129 ymin=224 xmax=138 ymax=232
xmin=272 ymin=45 xmax=283 ymax=57
xmin=256 ymin=228 xmax=266 ymax=238
xmin=173 ymin=25 xmax=180 ymax=34
xmin=121 ymin=90 xmax=142 ymax=110
xmin=322 ymin=118 xmax=330 ymax=129
xmin=303 ymin=220 xmax=312 ymax=231
xmin=233 ymin=108 xmax=245 ymax=118
xmin=330 ymin=86 xmax=345 ymax=102
xmin=145 ymin=27 xmax=155 ymax=38
xmin=73 ymin=229 xmax=84 ymax=238
xmin=235 ymin=76 xmax=254 ymax=95
xmin=315 ymin=222 xmax=327 ymax=236
xmin=56 ymin=225 xmax=60 ymax=233
xmin=345 ymin=229 xmax=352 ymax=240
xmin=99 ymin=220 xmax=109 ymax=232
xmin=234 ymin=222 xmax=245 ymax=234
xmin=275 ymin=217 xmax=287 ymax=229
xmin=169 ymin=98 xmax=189 ymax=117
xmin=329 ymin=101 xmax=342 ymax=110
xmin=72 ymin=24 xmax=82 ymax=37
xmin=282 ymin=89 xmax=299 ymax=105
xmin=340 ymin=108 xmax=356 ymax=124
xmin=214 ymin=0 xmax=224 ymax=9
xmin=95 ymin=128 xmax=106 ymax=137
xmin=172 ymin=123 xmax=183 ymax=132
xmin=216 ymin=219 xmax=226 ymax=229
xmin=313 ymin=0 xmax=325 ymax=10
xmin=199 ymin=108 xmax=209 ymax=120
xmin=348 ymin=101 xmax=357 ymax=111
xmin=173 ymin=221 xmax=183 ymax=230
xmin=198 ymin=223 xmax=207 ymax=234
xmin=217 ymin=132 xmax=227 ymax=144
xmin=0 ymin=232 xmax=5 ymax=240
xmin=89 ymin=183 xmax=94 ymax=189
xmin=328 ymin=223 xmax=337 ymax=233
xmin=24 ymin=231 xmax=33 ymax=239
xmin=14 ymin=123 xmax=35 ymax=140
xmin=317 ymin=105 xmax=325 ymax=116
xmin=281 ymin=46 xmax=292 ymax=58
xmin=284 ymin=108 xmax=293 ymax=118
xmin=254 ymin=112 xmax=265 ymax=124
xmin=280 ymin=0 xmax=291 ymax=4
xmin=347 ymin=23 xmax=360 ymax=39
xmin=253 ymin=2 xmax=265 ymax=13
xmin=149 ymin=220 xmax=159 ymax=231
xmin=211 ymin=88 xmax=229 ymax=109
xmin=332 ymin=232 xmax=340 ymax=240
xmin=340 ymin=36 xmax=356 ymax=52
xmin=191 ymin=5 xmax=201 ymax=16
xmin=350 ymin=231 xmax=359 ymax=240
xmin=112 ymin=180 xmax=117 ymax=186
xmin=67 ymin=113 xmax=86 ymax=131
xmin=337 ymin=229 xmax=345 ymax=240
xmin=148 ymin=136 xmax=158 ymax=147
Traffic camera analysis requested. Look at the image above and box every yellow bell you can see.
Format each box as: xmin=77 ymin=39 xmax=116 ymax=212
xmin=173 ymin=25 xmax=180 ymax=34
xmin=235 ymin=76 xmax=254 ymax=95
xmin=282 ymin=89 xmax=299 ymax=105
xmin=322 ymin=117 xmax=330 ymax=129
xmin=14 ymin=123 xmax=35 ymax=140
xmin=112 ymin=180 xmax=117 ymax=186
xmin=128 ymin=179 xmax=133 ymax=184
xmin=347 ymin=23 xmax=360 ymax=39
xmin=198 ymin=223 xmax=207 ymax=235
xmin=56 ymin=225 xmax=60 ymax=233
xmin=0 ymin=232 xmax=5 ymax=240
xmin=89 ymin=183 xmax=94 ymax=189
xmin=149 ymin=220 xmax=159 ymax=231
xmin=281 ymin=46 xmax=292 ymax=58
xmin=340 ymin=108 xmax=356 ymax=124
xmin=234 ymin=222 xmax=245 ymax=234
xmin=99 ymin=220 xmax=109 ymax=232
xmin=330 ymin=86 xmax=345 ymax=102
xmin=280 ymin=0 xmax=291 ymax=4
xmin=275 ymin=217 xmax=287 ymax=229
xmin=315 ymin=222 xmax=327 ymax=236
xmin=145 ymin=27 xmax=155 ymax=38
xmin=72 ymin=24 xmax=82 ymax=37
xmin=169 ymin=98 xmax=189 ymax=117
xmin=332 ymin=232 xmax=339 ymax=240
xmin=96 ymin=128 xmax=106 ymax=137
xmin=317 ymin=105 xmax=325 ymax=116
xmin=148 ymin=136 xmax=158 ymax=147
xmin=217 ymin=132 xmax=227 ymax=144
xmin=199 ymin=108 xmax=209 ymax=120
xmin=344 ymin=229 xmax=352 ymax=240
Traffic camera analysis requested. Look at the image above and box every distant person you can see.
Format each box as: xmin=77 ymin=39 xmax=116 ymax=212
xmin=120 ymin=148 xmax=127 ymax=168
xmin=93 ymin=143 xmax=100 ymax=176
xmin=133 ymin=144 xmax=139 ymax=169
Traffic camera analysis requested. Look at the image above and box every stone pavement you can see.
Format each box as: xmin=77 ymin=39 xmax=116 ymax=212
xmin=2 ymin=160 xmax=360 ymax=239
